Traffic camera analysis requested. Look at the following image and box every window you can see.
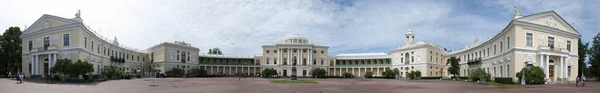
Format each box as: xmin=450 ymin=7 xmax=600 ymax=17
xmin=91 ymin=41 xmax=94 ymax=51
xmin=266 ymin=58 xmax=270 ymax=64
xmin=97 ymin=44 xmax=100 ymax=53
xmin=84 ymin=37 xmax=87 ymax=48
xmin=567 ymin=40 xmax=572 ymax=51
xmin=103 ymin=47 xmax=106 ymax=55
xmin=313 ymin=50 xmax=316 ymax=53
xmin=494 ymin=45 xmax=496 ymax=55
xmin=28 ymin=40 xmax=32 ymax=51
xmin=274 ymin=50 xmax=277 ymax=53
xmin=274 ymin=57 xmax=277 ymax=64
xmin=507 ymin=65 xmax=510 ymax=77
xmin=321 ymin=50 xmax=324 ymax=54
xmin=321 ymin=59 xmax=324 ymax=65
xmin=494 ymin=67 xmax=496 ymax=77
xmin=63 ymin=34 xmax=70 ymax=46
xmin=137 ymin=56 xmax=140 ymax=61
xmin=500 ymin=66 xmax=503 ymax=77
xmin=500 ymin=42 xmax=503 ymax=52
xmin=568 ymin=66 xmax=572 ymax=77
xmin=43 ymin=37 xmax=50 ymax=50
xmin=548 ymin=37 xmax=555 ymax=48
xmin=266 ymin=50 xmax=269 ymax=53
xmin=526 ymin=33 xmax=533 ymax=46
xmin=507 ymin=37 xmax=510 ymax=49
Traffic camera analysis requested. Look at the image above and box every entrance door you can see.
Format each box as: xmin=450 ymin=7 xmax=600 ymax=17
xmin=283 ymin=70 xmax=287 ymax=77
xmin=549 ymin=65 xmax=555 ymax=81
xmin=44 ymin=63 xmax=48 ymax=77
xmin=302 ymin=70 xmax=306 ymax=77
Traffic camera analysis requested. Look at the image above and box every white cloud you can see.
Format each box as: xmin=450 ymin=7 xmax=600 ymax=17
xmin=0 ymin=0 xmax=598 ymax=56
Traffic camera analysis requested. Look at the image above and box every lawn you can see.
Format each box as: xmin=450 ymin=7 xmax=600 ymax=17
xmin=271 ymin=79 xmax=318 ymax=83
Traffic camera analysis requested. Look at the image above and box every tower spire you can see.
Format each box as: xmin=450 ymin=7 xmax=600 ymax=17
xmin=405 ymin=25 xmax=415 ymax=43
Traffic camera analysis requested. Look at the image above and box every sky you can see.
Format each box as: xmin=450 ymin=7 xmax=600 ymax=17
xmin=1 ymin=0 xmax=599 ymax=56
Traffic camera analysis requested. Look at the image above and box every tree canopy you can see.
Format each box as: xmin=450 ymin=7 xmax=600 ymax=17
xmin=309 ymin=68 xmax=327 ymax=78
xmin=1 ymin=27 xmax=22 ymax=75
xmin=446 ymin=56 xmax=460 ymax=78
xmin=589 ymin=32 xmax=600 ymax=80
xmin=578 ymin=38 xmax=590 ymax=77
xmin=208 ymin=48 xmax=223 ymax=55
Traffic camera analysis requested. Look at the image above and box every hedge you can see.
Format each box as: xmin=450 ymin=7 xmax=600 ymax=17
xmin=322 ymin=76 xmax=342 ymax=78
xmin=420 ymin=77 xmax=442 ymax=79
xmin=451 ymin=76 xmax=468 ymax=79
xmin=494 ymin=77 xmax=514 ymax=84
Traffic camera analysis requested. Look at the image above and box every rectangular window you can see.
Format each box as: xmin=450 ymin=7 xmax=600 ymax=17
xmin=487 ymin=48 xmax=489 ymax=57
xmin=568 ymin=66 xmax=572 ymax=77
xmin=507 ymin=65 xmax=510 ymax=77
xmin=500 ymin=42 xmax=503 ymax=52
xmin=63 ymin=34 xmax=70 ymax=46
xmin=507 ymin=37 xmax=510 ymax=49
xmin=526 ymin=33 xmax=533 ymax=46
xmin=91 ymin=41 xmax=94 ymax=51
xmin=548 ymin=37 xmax=555 ymax=48
xmin=84 ymin=37 xmax=87 ymax=48
xmin=137 ymin=56 xmax=140 ymax=61
xmin=43 ymin=37 xmax=50 ymax=50
xmin=97 ymin=44 xmax=100 ymax=53
xmin=494 ymin=45 xmax=496 ymax=55
xmin=567 ymin=40 xmax=572 ymax=51
xmin=500 ymin=66 xmax=503 ymax=77
xmin=28 ymin=40 xmax=33 ymax=51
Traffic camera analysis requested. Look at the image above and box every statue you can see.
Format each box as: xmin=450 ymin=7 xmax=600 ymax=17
xmin=514 ymin=6 xmax=520 ymax=16
xmin=291 ymin=56 xmax=297 ymax=80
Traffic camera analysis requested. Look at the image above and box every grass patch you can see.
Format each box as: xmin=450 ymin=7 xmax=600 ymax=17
xmin=271 ymin=79 xmax=317 ymax=83
xmin=485 ymin=81 xmax=524 ymax=87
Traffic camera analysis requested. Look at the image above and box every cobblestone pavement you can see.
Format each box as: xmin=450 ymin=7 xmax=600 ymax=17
xmin=1 ymin=78 xmax=598 ymax=93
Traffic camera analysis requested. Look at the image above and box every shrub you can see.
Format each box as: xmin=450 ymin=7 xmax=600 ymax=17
xmin=309 ymin=68 xmax=327 ymax=78
xmin=468 ymin=68 xmax=491 ymax=82
xmin=166 ymin=68 xmax=185 ymax=77
xmin=494 ymin=77 xmax=514 ymax=84
xmin=261 ymin=68 xmax=278 ymax=78
xmin=420 ymin=77 xmax=442 ymax=79
xmin=364 ymin=71 xmax=374 ymax=78
xmin=407 ymin=71 xmax=422 ymax=80
xmin=516 ymin=66 xmax=546 ymax=84
xmin=51 ymin=59 xmax=94 ymax=79
xmin=323 ymin=76 xmax=342 ymax=78
xmin=382 ymin=70 xmax=396 ymax=79
xmin=342 ymin=72 xmax=354 ymax=78
xmin=187 ymin=68 xmax=207 ymax=77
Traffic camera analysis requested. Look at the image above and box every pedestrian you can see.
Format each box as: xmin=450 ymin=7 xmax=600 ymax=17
xmin=16 ymin=73 xmax=20 ymax=84
xmin=19 ymin=74 xmax=24 ymax=84
xmin=46 ymin=73 xmax=50 ymax=84
xmin=576 ymin=76 xmax=580 ymax=87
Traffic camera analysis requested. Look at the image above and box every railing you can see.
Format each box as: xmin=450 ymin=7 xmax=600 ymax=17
xmin=467 ymin=58 xmax=481 ymax=65
xmin=198 ymin=54 xmax=261 ymax=58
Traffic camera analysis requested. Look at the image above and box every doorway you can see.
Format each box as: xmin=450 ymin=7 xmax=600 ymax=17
xmin=549 ymin=60 xmax=555 ymax=81
xmin=283 ymin=70 xmax=287 ymax=77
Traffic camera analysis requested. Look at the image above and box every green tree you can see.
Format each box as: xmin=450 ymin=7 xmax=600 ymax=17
xmin=393 ymin=68 xmax=400 ymax=79
xmin=261 ymin=68 xmax=277 ymax=78
xmin=166 ymin=68 xmax=184 ymax=77
xmin=309 ymin=68 xmax=327 ymax=78
xmin=468 ymin=68 xmax=490 ymax=82
xmin=446 ymin=57 xmax=460 ymax=78
xmin=69 ymin=60 xmax=94 ymax=77
xmin=342 ymin=72 xmax=354 ymax=78
xmin=381 ymin=70 xmax=395 ymax=79
xmin=589 ymin=32 xmax=600 ymax=80
xmin=407 ymin=71 xmax=422 ymax=80
xmin=207 ymin=48 xmax=223 ymax=55
xmin=186 ymin=68 xmax=207 ymax=77
xmin=1 ymin=27 xmax=22 ymax=76
xmin=516 ymin=66 xmax=545 ymax=84
xmin=364 ymin=71 xmax=374 ymax=78
xmin=578 ymin=38 xmax=589 ymax=77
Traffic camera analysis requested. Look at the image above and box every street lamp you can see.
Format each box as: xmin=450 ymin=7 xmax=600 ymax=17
xmin=521 ymin=62 xmax=532 ymax=85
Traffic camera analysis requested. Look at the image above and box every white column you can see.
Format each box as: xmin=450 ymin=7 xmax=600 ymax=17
xmin=35 ymin=55 xmax=39 ymax=75
xmin=358 ymin=67 xmax=361 ymax=77
xmin=210 ymin=66 xmax=213 ymax=75
xmin=334 ymin=67 xmax=336 ymax=76
xmin=306 ymin=48 xmax=313 ymax=66
xmin=565 ymin=57 xmax=569 ymax=79
xmin=377 ymin=67 xmax=380 ymax=76
xmin=300 ymin=48 xmax=303 ymax=65
xmin=298 ymin=49 xmax=301 ymax=65
xmin=352 ymin=67 xmax=355 ymax=76
xmin=288 ymin=48 xmax=291 ymax=65
xmin=339 ymin=68 xmax=342 ymax=76
xmin=30 ymin=56 xmax=33 ymax=75
xmin=560 ymin=57 xmax=564 ymax=80
xmin=235 ymin=66 xmax=238 ymax=74
xmin=229 ymin=66 xmax=232 ymax=75
xmin=242 ymin=66 xmax=244 ymax=74
xmin=545 ymin=55 xmax=550 ymax=81
xmin=247 ymin=66 xmax=250 ymax=74
xmin=53 ymin=54 xmax=57 ymax=68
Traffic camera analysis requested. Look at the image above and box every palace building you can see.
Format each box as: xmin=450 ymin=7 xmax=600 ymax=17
xmin=445 ymin=9 xmax=580 ymax=83
xmin=20 ymin=8 xmax=580 ymax=83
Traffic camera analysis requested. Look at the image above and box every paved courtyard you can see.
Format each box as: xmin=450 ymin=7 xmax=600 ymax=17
xmin=1 ymin=77 xmax=598 ymax=93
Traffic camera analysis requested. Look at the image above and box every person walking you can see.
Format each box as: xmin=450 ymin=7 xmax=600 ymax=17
xmin=576 ymin=76 xmax=580 ymax=87
xmin=19 ymin=74 xmax=24 ymax=84
xmin=15 ymin=73 xmax=20 ymax=84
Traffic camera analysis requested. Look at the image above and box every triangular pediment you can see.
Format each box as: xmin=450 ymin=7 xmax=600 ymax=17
xmin=23 ymin=14 xmax=79 ymax=34
xmin=515 ymin=11 xmax=580 ymax=35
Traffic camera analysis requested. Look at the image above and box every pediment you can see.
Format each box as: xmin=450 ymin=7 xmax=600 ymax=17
xmin=516 ymin=11 xmax=579 ymax=35
xmin=23 ymin=14 xmax=79 ymax=34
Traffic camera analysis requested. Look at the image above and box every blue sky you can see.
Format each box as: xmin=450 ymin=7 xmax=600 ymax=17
xmin=1 ymin=0 xmax=599 ymax=56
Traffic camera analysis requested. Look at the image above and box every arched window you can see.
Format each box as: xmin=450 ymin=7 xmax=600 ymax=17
xmin=273 ymin=57 xmax=277 ymax=64
xmin=313 ymin=59 xmax=317 ymax=65
xmin=266 ymin=58 xmax=270 ymax=64
xmin=330 ymin=60 xmax=334 ymax=66
xmin=321 ymin=59 xmax=324 ymax=65
xmin=405 ymin=53 xmax=410 ymax=65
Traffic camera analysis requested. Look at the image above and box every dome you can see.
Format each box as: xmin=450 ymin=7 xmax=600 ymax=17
xmin=279 ymin=34 xmax=310 ymax=44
